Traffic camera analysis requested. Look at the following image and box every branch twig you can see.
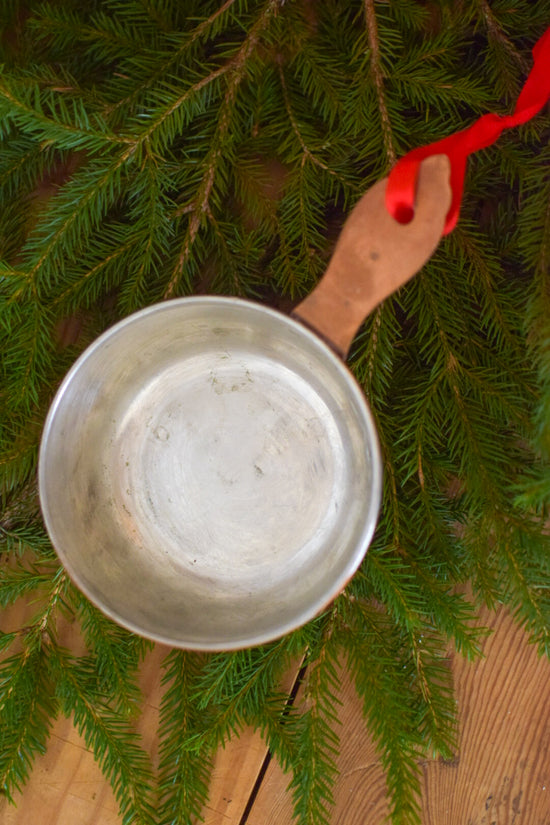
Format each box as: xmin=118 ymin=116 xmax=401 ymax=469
xmin=363 ymin=0 xmax=396 ymax=167
xmin=164 ymin=0 xmax=281 ymax=297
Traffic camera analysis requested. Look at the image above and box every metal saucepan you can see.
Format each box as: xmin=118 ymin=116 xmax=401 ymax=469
xmin=39 ymin=156 xmax=451 ymax=650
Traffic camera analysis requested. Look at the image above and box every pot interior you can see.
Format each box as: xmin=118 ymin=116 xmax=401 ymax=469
xmin=39 ymin=297 xmax=381 ymax=649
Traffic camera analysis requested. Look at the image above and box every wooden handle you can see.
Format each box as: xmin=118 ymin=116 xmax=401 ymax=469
xmin=292 ymin=154 xmax=452 ymax=358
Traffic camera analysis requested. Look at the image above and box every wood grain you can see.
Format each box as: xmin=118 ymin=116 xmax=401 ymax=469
xmin=0 ymin=598 xmax=295 ymax=825
xmin=1 ymin=599 xmax=550 ymax=825
xmin=421 ymin=606 xmax=550 ymax=825
xmin=293 ymin=155 xmax=451 ymax=357
xmin=244 ymin=658 xmax=389 ymax=825
xmin=0 ymin=599 xmax=167 ymax=825
xmin=246 ymin=603 xmax=550 ymax=825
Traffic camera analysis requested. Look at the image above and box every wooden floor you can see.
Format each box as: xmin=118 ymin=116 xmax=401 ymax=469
xmin=1 ymin=600 xmax=550 ymax=825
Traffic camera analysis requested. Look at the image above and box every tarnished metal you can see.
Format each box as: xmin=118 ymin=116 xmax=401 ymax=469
xmin=39 ymin=157 xmax=452 ymax=649
xmin=39 ymin=298 xmax=382 ymax=649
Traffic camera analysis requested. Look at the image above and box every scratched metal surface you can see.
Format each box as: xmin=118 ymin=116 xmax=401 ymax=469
xmin=39 ymin=297 xmax=381 ymax=649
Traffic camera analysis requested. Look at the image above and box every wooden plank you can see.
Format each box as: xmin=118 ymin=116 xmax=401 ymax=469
xmin=201 ymin=728 xmax=271 ymax=824
xmin=0 ymin=716 xmax=122 ymax=825
xmin=0 ymin=596 xmax=166 ymax=825
xmin=421 ymin=605 xmax=550 ymax=825
xmin=0 ymin=596 xmax=299 ymax=825
xmin=0 ymin=599 xmax=116 ymax=825
xmin=244 ymin=658 xmax=389 ymax=825
xmin=202 ymin=660 xmax=304 ymax=825
xmin=245 ymin=603 xmax=550 ymax=824
xmin=3 ymin=597 xmax=550 ymax=824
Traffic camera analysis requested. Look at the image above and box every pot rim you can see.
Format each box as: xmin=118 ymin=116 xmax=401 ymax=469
xmin=39 ymin=296 xmax=383 ymax=649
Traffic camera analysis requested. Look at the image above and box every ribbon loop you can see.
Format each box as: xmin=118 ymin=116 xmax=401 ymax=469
xmin=386 ymin=27 xmax=550 ymax=234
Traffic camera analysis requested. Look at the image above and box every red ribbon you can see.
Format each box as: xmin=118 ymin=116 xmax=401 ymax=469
xmin=385 ymin=26 xmax=550 ymax=234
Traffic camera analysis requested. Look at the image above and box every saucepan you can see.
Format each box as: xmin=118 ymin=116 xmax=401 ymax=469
xmin=39 ymin=156 xmax=451 ymax=650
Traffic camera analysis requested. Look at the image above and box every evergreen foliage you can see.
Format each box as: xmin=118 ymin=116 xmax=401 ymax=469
xmin=1 ymin=2 xmax=549 ymax=823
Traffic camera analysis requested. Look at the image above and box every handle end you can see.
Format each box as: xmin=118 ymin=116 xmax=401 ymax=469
xmin=293 ymin=155 xmax=452 ymax=358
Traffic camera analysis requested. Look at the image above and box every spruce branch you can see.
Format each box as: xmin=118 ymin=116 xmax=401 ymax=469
xmin=163 ymin=84 xmax=229 ymax=298
xmin=478 ymin=0 xmax=530 ymax=98
xmin=29 ymin=4 xmax=153 ymax=63
xmin=288 ymin=614 xmax=341 ymax=825
xmin=50 ymin=231 xmax=136 ymax=313
xmin=1 ymin=302 xmax=55 ymax=415
xmin=72 ymin=595 xmax=149 ymax=718
xmin=277 ymin=63 xmax=340 ymax=180
xmin=363 ymin=0 xmax=396 ymax=166
xmin=498 ymin=521 xmax=550 ymax=657
xmin=129 ymin=62 xmax=228 ymax=152
xmin=0 ymin=135 xmax=53 ymax=207
xmin=284 ymin=37 xmax=345 ymax=131
xmin=271 ymin=158 xmax=330 ymax=297
xmin=184 ymin=0 xmax=240 ymax=45
xmin=410 ymin=266 xmax=515 ymax=510
xmin=0 ymin=639 xmax=56 ymax=804
xmin=253 ymin=684 xmax=302 ymax=775
xmin=517 ymin=150 xmax=550 ymax=492
xmin=358 ymin=545 xmax=485 ymax=662
xmin=51 ymin=645 xmax=157 ymax=825
xmin=449 ymin=224 xmax=527 ymax=357
xmin=128 ymin=0 xmax=281 ymax=156
xmin=31 ymin=565 xmax=69 ymax=637
xmin=157 ymin=650 xmax=213 ymax=825
xmin=100 ymin=0 xmax=239 ymax=125
xmin=407 ymin=628 xmax=457 ymax=760
xmin=0 ymin=74 xmax=130 ymax=151
xmin=0 ymin=630 xmax=16 ymax=654
xmin=117 ymin=154 xmax=174 ymax=312
xmin=0 ymin=521 xmax=52 ymax=560
xmin=190 ymin=634 xmax=303 ymax=750
xmin=369 ymin=414 xmax=403 ymax=544
xmin=344 ymin=600 xmax=424 ymax=825
xmin=0 ymin=415 xmax=43 ymax=492
xmin=19 ymin=151 xmax=134 ymax=297
xmin=351 ymin=302 xmax=398 ymax=398
xmin=0 ymin=557 xmax=59 ymax=608
xmin=1 ymin=5 xmax=549 ymax=824
xmin=164 ymin=0 xmax=281 ymax=297
xmin=0 ymin=566 xmax=68 ymax=804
